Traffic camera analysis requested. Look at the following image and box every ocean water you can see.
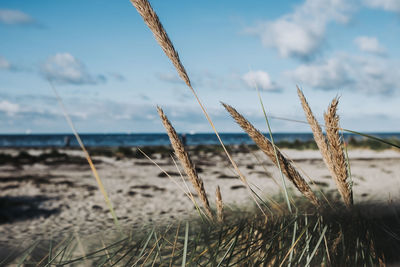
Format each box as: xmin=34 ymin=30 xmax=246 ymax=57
xmin=0 ymin=133 xmax=399 ymax=148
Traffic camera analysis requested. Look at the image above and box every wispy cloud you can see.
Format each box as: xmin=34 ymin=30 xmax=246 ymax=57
xmin=156 ymin=72 xmax=184 ymax=85
xmin=287 ymin=52 xmax=400 ymax=94
xmin=242 ymin=70 xmax=281 ymax=92
xmin=0 ymin=55 xmax=27 ymax=72
xmin=157 ymin=70 xmax=244 ymax=92
xmin=354 ymin=36 xmax=386 ymax=55
xmin=108 ymin=72 xmax=125 ymax=82
xmin=363 ymin=0 xmax=400 ymax=13
xmin=41 ymin=53 xmax=106 ymax=85
xmin=0 ymin=9 xmax=35 ymax=25
xmin=0 ymin=56 xmax=11 ymax=70
xmin=287 ymin=56 xmax=353 ymax=90
xmin=0 ymin=100 xmax=19 ymax=116
xmin=245 ymin=0 xmax=354 ymax=60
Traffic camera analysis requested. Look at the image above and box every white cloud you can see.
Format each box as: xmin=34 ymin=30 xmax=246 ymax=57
xmin=0 ymin=9 xmax=34 ymax=25
xmin=287 ymin=53 xmax=400 ymax=94
xmin=157 ymin=72 xmax=183 ymax=84
xmin=354 ymin=36 xmax=386 ymax=55
xmin=242 ymin=70 xmax=280 ymax=91
xmin=0 ymin=100 xmax=19 ymax=115
xmin=0 ymin=56 xmax=11 ymax=70
xmin=363 ymin=0 xmax=400 ymax=13
xmin=288 ymin=57 xmax=352 ymax=90
xmin=41 ymin=53 xmax=106 ymax=85
xmin=246 ymin=0 xmax=354 ymax=59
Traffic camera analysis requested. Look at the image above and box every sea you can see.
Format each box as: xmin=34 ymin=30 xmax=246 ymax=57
xmin=0 ymin=133 xmax=399 ymax=148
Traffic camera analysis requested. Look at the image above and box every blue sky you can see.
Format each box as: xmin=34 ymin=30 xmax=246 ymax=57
xmin=1 ymin=0 xmax=400 ymax=133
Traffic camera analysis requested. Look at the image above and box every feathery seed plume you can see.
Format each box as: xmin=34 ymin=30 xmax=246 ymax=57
xmin=157 ymin=106 xmax=213 ymax=219
xmin=216 ymin=186 xmax=224 ymax=223
xmin=131 ymin=0 xmax=266 ymax=216
xmin=324 ymin=98 xmax=353 ymax=207
xmin=222 ymin=103 xmax=321 ymax=208
xmin=130 ymin=0 xmax=191 ymax=87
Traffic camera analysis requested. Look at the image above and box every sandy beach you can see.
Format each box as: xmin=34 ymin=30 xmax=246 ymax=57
xmin=1 ymin=145 xmax=400 ymax=245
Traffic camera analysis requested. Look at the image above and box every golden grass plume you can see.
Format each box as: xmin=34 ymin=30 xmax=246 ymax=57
xmin=297 ymin=88 xmax=353 ymax=207
xmin=324 ymin=98 xmax=353 ymax=207
xmin=157 ymin=106 xmax=213 ymax=220
xmin=130 ymin=0 xmax=191 ymax=87
xmin=222 ymin=103 xmax=321 ymax=208
xmin=131 ymin=0 xmax=270 ymax=217
xmin=215 ymin=186 xmax=224 ymax=223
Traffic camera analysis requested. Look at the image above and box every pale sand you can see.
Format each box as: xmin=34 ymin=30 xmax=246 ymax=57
xmin=0 ymin=147 xmax=399 ymax=243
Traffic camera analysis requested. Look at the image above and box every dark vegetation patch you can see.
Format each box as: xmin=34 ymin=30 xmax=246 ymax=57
xmin=157 ymin=171 xmax=181 ymax=178
xmin=0 ymin=175 xmax=97 ymax=191
xmin=249 ymin=170 xmax=272 ymax=177
xmin=217 ymin=174 xmax=237 ymax=179
xmin=127 ymin=191 xmax=137 ymax=196
xmin=347 ymin=136 xmax=400 ymax=150
xmin=0 ymin=195 xmax=59 ymax=224
xmin=0 ymin=184 xmax=19 ymax=191
xmin=0 ymin=174 xmax=65 ymax=184
xmin=275 ymin=139 xmax=319 ymax=150
xmin=91 ymin=205 xmax=103 ymax=211
xmin=0 ymin=150 xmax=94 ymax=166
xmin=89 ymin=146 xmax=174 ymax=159
xmin=230 ymin=185 xmax=246 ymax=190
xmin=130 ymin=185 xmax=165 ymax=192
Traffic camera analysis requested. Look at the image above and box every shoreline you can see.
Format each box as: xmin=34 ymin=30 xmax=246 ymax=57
xmin=1 ymin=145 xmax=400 ymax=244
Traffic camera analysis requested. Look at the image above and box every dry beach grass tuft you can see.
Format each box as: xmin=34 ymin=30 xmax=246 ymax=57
xmin=298 ymin=87 xmax=353 ymax=207
xmin=222 ymin=102 xmax=322 ymax=208
xmin=157 ymin=106 xmax=214 ymax=220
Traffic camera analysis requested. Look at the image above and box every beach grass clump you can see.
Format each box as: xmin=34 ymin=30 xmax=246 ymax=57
xmin=7 ymin=197 xmax=400 ymax=266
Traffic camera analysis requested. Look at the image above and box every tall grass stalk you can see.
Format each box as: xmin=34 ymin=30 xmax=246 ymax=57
xmin=158 ymin=106 xmax=214 ymax=220
xmin=49 ymin=81 xmax=121 ymax=231
xmin=305 ymin=225 xmax=328 ymax=267
xmin=255 ymin=83 xmax=292 ymax=212
xmin=130 ymin=0 xmax=266 ymax=217
xmin=182 ymin=221 xmax=189 ymax=267
xmin=222 ymin=102 xmax=321 ymax=208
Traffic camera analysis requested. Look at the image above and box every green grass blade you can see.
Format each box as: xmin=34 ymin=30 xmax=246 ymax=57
xmin=182 ymin=221 xmax=189 ymax=267
xmin=288 ymin=216 xmax=298 ymax=267
xmin=267 ymin=115 xmax=400 ymax=150
xmin=49 ymin=81 xmax=121 ymax=231
xmin=305 ymin=225 xmax=328 ymax=267
xmin=16 ymin=240 xmax=40 ymax=267
xmin=255 ymin=86 xmax=292 ymax=212
xmin=132 ymin=227 xmax=155 ymax=266
xmin=216 ymin=235 xmax=238 ymax=267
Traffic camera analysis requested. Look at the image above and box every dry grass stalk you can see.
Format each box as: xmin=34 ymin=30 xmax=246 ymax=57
xmin=130 ymin=0 xmax=191 ymax=87
xmin=157 ymin=106 xmax=213 ymax=220
xmin=131 ymin=0 xmax=267 ymax=217
xmin=324 ymin=98 xmax=353 ymax=207
xmin=297 ymin=87 xmax=335 ymax=178
xmin=215 ymin=186 xmax=224 ymax=223
xmin=222 ymin=103 xmax=321 ymax=208
xmin=298 ymin=88 xmax=353 ymax=207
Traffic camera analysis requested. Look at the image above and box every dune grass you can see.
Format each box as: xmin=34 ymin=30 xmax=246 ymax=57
xmin=6 ymin=196 xmax=400 ymax=266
